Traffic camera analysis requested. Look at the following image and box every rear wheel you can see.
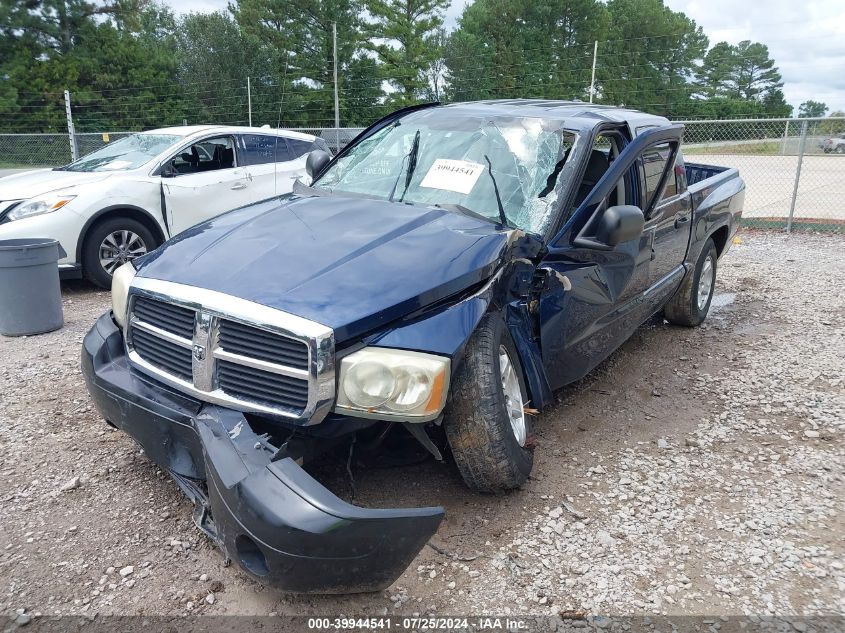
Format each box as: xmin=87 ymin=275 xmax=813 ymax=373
xmin=83 ymin=217 xmax=156 ymax=288
xmin=664 ymin=238 xmax=717 ymax=327
xmin=444 ymin=314 xmax=533 ymax=492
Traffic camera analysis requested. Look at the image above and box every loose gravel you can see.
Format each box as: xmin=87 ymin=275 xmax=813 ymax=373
xmin=0 ymin=231 xmax=842 ymax=627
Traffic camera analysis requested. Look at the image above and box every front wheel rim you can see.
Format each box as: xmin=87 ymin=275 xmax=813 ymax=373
xmin=99 ymin=230 xmax=148 ymax=275
xmin=697 ymin=255 xmax=714 ymax=311
xmin=499 ymin=345 xmax=527 ymax=447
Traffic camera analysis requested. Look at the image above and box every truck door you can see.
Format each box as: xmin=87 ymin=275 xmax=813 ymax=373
xmin=162 ymin=135 xmax=251 ymax=235
xmin=537 ymin=125 xmax=684 ymax=389
xmin=640 ymin=142 xmax=691 ymax=302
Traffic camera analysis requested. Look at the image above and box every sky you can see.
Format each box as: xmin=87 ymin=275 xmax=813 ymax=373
xmin=163 ymin=0 xmax=845 ymax=114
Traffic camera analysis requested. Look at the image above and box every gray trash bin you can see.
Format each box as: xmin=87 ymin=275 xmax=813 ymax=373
xmin=0 ymin=238 xmax=64 ymax=336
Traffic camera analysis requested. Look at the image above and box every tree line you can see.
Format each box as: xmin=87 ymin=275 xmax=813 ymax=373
xmin=0 ymin=0 xmax=838 ymax=133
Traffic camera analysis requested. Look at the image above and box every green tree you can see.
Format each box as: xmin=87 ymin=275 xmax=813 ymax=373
xmin=175 ymin=11 xmax=275 ymax=126
xmin=599 ymin=0 xmax=707 ymax=116
xmin=798 ymin=100 xmax=828 ymax=118
xmin=445 ymin=0 xmax=608 ymax=102
xmin=343 ymin=56 xmax=388 ymax=125
xmin=0 ymin=0 xmax=183 ymax=132
xmin=0 ymin=0 xmax=138 ymax=56
xmin=818 ymin=111 xmax=845 ymax=135
xmin=364 ymin=0 xmax=449 ymax=106
xmin=697 ymin=40 xmax=782 ymax=100
xmin=231 ymin=0 xmax=368 ymax=127
xmin=61 ymin=3 xmax=183 ymax=131
xmin=421 ymin=27 xmax=447 ymax=101
xmin=694 ymin=40 xmax=789 ymax=117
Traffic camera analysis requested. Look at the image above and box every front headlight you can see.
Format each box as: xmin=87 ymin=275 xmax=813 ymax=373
xmin=111 ymin=262 xmax=136 ymax=328
xmin=335 ymin=348 xmax=450 ymax=421
xmin=7 ymin=194 xmax=76 ymax=221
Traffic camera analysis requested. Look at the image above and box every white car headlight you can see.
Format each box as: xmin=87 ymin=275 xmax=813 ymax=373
xmin=7 ymin=194 xmax=76 ymax=221
xmin=335 ymin=348 xmax=450 ymax=421
xmin=111 ymin=262 xmax=137 ymax=328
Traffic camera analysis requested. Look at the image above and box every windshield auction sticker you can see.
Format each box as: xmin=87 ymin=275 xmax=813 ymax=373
xmin=419 ymin=158 xmax=485 ymax=194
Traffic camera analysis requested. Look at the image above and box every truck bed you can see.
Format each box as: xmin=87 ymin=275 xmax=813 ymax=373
xmin=685 ymin=162 xmax=729 ymax=187
xmin=684 ymin=161 xmax=744 ymax=227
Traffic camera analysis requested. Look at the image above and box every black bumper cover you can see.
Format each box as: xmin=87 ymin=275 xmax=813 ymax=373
xmin=81 ymin=313 xmax=444 ymax=594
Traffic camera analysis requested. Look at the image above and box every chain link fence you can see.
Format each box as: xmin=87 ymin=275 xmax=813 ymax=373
xmin=680 ymin=117 xmax=845 ymax=232
xmin=1 ymin=117 xmax=843 ymax=233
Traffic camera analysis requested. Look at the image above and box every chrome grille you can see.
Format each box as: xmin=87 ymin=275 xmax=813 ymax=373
xmin=217 ymin=360 xmax=309 ymax=410
xmin=130 ymin=326 xmax=194 ymax=380
xmin=218 ymin=319 xmax=309 ymax=369
xmin=124 ymin=278 xmax=335 ymax=424
xmin=132 ymin=296 xmax=195 ymax=339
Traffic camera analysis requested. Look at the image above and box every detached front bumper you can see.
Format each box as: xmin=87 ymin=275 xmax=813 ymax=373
xmin=81 ymin=312 xmax=444 ymax=594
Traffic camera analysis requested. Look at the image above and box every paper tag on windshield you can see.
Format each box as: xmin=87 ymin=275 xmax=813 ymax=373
xmin=420 ymin=159 xmax=485 ymax=194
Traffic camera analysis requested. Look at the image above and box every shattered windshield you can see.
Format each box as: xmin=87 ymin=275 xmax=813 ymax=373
xmin=59 ymin=133 xmax=181 ymax=172
xmin=313 ymin=110 xmax=580 ymax=234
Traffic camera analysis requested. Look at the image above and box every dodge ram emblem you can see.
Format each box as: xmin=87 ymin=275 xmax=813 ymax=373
xmin=193 ymin=344 xmax=206 ymax=361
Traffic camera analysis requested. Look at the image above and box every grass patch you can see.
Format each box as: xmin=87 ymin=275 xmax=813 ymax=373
xmin=742 ymin=216 xmax=845 ymax=233
xmin=685 ymin=141 xmax=781 ymax=156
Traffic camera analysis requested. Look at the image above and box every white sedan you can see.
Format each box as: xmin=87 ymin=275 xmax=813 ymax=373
xmin=0 ymin=125 xmax=328 ymax=287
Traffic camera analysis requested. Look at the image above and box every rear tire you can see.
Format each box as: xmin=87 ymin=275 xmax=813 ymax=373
xmin=444 ymin=314 xmax=533 ymax=493
xmin=82 ymin=217 xmax=156 ymax=289
xmin=664 ymin=238 xmax=717 ymax=327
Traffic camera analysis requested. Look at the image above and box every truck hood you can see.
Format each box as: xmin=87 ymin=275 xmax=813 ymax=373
xmin=0 ymin=168 xmax=112 ymax=200
xmin=136 ymin=195 xmax=519 ymax=342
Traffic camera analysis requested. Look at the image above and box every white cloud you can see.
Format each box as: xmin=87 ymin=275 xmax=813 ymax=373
xmin=665 ymin=0 xmax=845 ymax=113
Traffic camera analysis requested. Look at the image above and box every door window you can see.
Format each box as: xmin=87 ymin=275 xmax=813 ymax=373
xmin=170 ymin=136 xmax=236 ymax=174
xmin=567 ymin=132 xmax=623 ymax=219
xmin=286 ymin=138 xmax=315 ymax=159
xmin=639 ymin=143 xmax=677 ymax=211
xmin=241 ymin=134 xmax=293 ymax=165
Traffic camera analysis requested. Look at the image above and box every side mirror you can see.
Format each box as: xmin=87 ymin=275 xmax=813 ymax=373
xmin=306 ymin=149 xmax=332 ymax=179
xmin=596 ymin=205 xmax=645 ymax=247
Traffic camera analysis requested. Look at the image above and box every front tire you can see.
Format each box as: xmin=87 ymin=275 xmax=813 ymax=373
xmin=664 ymin=238 xmax=717 ymax=327
xmin=444 ymin=314 xmax=533 ymax=493
xmin=82 ymin=217 xmax=156 ymax=288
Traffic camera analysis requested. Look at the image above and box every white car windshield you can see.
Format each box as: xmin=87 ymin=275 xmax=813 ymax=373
xmin=60 ymin=134 xmax=182 ymax=172
xmin=313 ymin=109 xmax=580 ymax=234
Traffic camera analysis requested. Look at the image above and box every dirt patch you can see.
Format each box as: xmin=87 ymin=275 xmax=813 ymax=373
xmin=0 ymin=232 xmax=842 ymax=622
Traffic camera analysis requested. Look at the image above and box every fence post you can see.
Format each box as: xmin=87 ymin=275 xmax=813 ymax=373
xmin=333 ymin=22 xmax=340 ymax=152
xmin=781 ymin=119 xmax=790 ymax=155
xmin=247 ymin=76 xmax=252 ymax=127
xmin=786 ymin=120 xmax=808 ymax=234
xmin=63 ymin=90 xmax=78 ymax=162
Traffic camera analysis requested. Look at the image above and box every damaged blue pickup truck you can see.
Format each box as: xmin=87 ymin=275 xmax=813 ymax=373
xmin=82 ymin=100 xmax=744 ymax=593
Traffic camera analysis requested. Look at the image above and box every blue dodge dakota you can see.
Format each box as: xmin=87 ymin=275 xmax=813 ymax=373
xmin=81 ymin=100 xmax=744 ymax=593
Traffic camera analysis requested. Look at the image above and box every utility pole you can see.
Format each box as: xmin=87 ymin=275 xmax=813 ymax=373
xmin=247 ymin=76 xmax=253 ymax=127
xmin=589 ymin=41 xmax=598 ymax=104
xmin=63 ymin=90 xmax=78 ymax=162
xmin=333 ymin=22 xmax=340 ymax=150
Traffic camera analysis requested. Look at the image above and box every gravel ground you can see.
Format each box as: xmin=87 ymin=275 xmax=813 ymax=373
xmin=0 ymin=231 xmax=842 ymax=627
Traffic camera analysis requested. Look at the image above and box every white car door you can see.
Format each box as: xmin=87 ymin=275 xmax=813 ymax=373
xmin=162 ymin=135 xmax=251 ymax=235
xmin=240 ymin=134 xmax=311 ymax=199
